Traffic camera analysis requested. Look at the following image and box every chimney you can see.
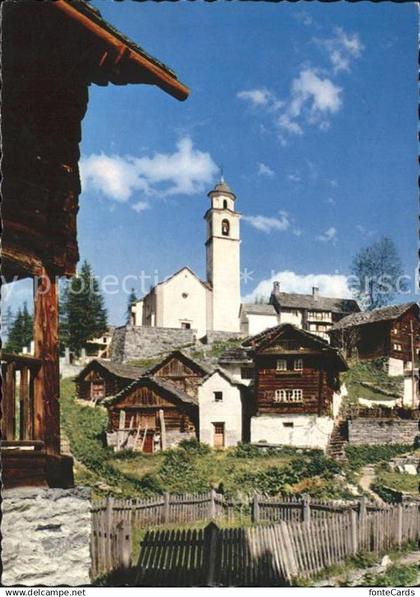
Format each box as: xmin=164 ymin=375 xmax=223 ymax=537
xmin=273 ymin=281 xmax=280 ymax=294
xmin=312 ymin=286 xmax=319 ymax=300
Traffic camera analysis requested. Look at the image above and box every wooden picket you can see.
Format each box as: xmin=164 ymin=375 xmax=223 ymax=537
xmin=134 ymin=503 xmax=420 ymax=586
xmin=91 ymin=510 xmax=132 ymax=579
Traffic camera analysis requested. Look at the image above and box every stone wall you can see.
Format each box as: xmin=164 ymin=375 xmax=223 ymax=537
xmin=348 ymin=418 xmax=419 ymax=446
xmin=2 ymin=487 xmax=92 ymax=586
xmin=110 ymin=325 xmax=197 ymax=362
xmin=203 ymin=330 xmax=245 ymax=344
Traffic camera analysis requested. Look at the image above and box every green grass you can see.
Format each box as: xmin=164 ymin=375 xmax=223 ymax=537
xmin=363 ymin=564 xmax=419 ymax=587
xmin=126 ymin=357 xmax=161 ymax=369
xmin=342 ymin=359 xmax=403 ymax=404
xmin=345 ymin=444 xmax=412 ymax=472
xmin=374 ymin=465 xmax=419 ymax=495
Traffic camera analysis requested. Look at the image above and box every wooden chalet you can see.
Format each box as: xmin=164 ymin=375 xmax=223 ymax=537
xmin=329 ymin=303 xmax=419 ymax=368
xmin=104 ymin=377 xmax=198 ymax=453
xmin=243 ymin=324 xmax=348 ymax=418
xmin=1 ymin=0 xmax=188 ymax=488
xmin=75 ymin=360 xmax=144 ymax=402
xmin=145 ymin=351 xmax=209 ymax=397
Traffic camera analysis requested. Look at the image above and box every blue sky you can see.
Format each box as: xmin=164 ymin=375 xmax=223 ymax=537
xmin=4 ymin=2 xmax=418 ymax=325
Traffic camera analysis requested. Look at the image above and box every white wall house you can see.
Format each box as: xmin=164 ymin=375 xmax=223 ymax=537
xmin=251 ymin=415 xmax=335 ymax=451
xmin=239 ymin=304 xmax=278 ymax=336
xmin=198 ymin=369 xmax=244 ymax=448
xmin=131 ymin=179 xmax=241 ymax=336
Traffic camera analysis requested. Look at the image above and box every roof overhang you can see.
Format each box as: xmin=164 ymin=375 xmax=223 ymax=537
xmin=52 ymin=0 xmax=189 ymax=101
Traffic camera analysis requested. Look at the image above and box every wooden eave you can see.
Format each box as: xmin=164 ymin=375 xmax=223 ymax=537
xmin=51 ymin=0 xmax=189 ymax=101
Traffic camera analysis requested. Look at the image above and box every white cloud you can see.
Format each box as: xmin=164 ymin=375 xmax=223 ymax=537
xmin=257 ymin=163 xmax=275 ymax=177
xmin=293 ymin=11 xmax=313 ymax=26
xmin=131 ymin=201 xmax=150 ymax=213
xmin=288 ymin=173 xmax=301 ymax=183
xmin=237 ymin=88 xmax=272 ymax=107
xmin=316 ymin=227 xmax=338 ymax=244
xmin=356 ymin=224 xmax=376 ymax=238
xmin=242 ymin=270 xmax=353 ymax=303
xmin=315 ymin=27 xmax=364 ymax=74
xmin=241 ymin=211 xmax=290 ymax=233
xmin=80 ymin=137 xmax=218 ymax=205
xmin=324 ymin=197 xmax=336 ymax=205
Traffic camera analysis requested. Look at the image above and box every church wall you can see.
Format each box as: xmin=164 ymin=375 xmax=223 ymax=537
xmin=198 ymin=372 xmax=243 ymax=447
xmin=210 ymin=238 xmax=241 ymax=332
xmin=158 ymin=269 xmax=209 ymax=337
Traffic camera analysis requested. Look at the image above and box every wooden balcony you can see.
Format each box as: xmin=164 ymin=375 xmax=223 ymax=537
xmin=1 ymin=351 xmax=73 ymax=488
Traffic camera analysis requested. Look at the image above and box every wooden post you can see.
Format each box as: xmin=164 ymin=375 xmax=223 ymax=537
xmin=20 ymin=366 xmax=29 ymax=440
xmin=302 ymin=494 xmax=311 ymax=525
xmin=4 ymin=362 xmax=16 ymax=440
xmin=159 ymin=408 xmax=166 ymax=451
xmin=203 ymin=521 xmax=219 ymax=586
xmin=163 ymin=492 xmax=170 ymax=524
xmin=210 ymin=489 xmax=217 ymax=520
xmin=396 ymin=504 xmax=403 ymax=547
xmin=252 ymin=493 xmax=260 ymax=523
xmin=350 ymin=509 xmax=358 ymax=555
xmin=105 ymin=497 xmax=114 ymax=572
xmin=33 ymin=268 xmax=60 ymax=455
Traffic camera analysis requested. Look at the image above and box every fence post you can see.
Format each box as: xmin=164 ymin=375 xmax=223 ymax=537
xmin=302 ymin=494 xmax=311 ymax=525
xmin=203 ymin=521 xmax=220 ymax=586
xmin=397 ymin=503 xmax=403 ymax=547
xmin=350 ymin=509 xmax=358 ymax=555
xmin=106 ymin=497 xmax=114 ymax=571
xmin=252 ymin=494 xmax=260 ymax=523
xmin=120 ymin=520 xmax=132 ymax=569
xmin=210 ymin=489 xmax=217 ymax=520
xmin=163 ymin=492 xmax=170 ymax=524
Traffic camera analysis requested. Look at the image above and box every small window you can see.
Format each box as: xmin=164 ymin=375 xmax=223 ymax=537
xmin=283 ymin=422 xmax=294 ymax=428
xmin=393 ymin=343 xmax=402 ymax=352
xmin=223 ymin=199 xmax=228 ymax=209
xmin=181 ymin=322 xmax=191 ymax=329
xmin=221 ymin=219 xmax=230 ymax=236
xmin=241 ymin=367 xmax=254 ymax=379
xmin=276 ymin=359 xmax=287 ymax=371
xmin=274 ymin=389 xmax=303 ymax=403
xmin=294 ymin=358 xmax=303 ymax=371
xmin=214 ymin=391 xmax=223 ymax=402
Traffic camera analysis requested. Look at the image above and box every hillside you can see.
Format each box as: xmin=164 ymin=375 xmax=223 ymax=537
xmin=342 ymin=359 xmax=404 ymax=405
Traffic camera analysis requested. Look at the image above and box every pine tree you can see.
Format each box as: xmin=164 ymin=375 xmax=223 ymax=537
xmin=127 ymin=288 xmax=138 ymax=323
xmin=60 ymin=260 xmax=108 ymax=354
xmin=5 ymin=303 xmax=33 ymax=353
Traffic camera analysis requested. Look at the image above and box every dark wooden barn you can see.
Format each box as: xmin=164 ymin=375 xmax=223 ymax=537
xmin=104 ymin=376 xmax=198 ymax=453
xmin=146 ymin=351 xmax=209 ymax=398
xmin=1 ymin=0 xmax=188 ymax=488
xmin=75 ymin=360 xmax=144 ymax=402
xmin=329 ymin=303 xmax=419 ymax=371
xmin=243 ymin=324 xmax=348 ymax=418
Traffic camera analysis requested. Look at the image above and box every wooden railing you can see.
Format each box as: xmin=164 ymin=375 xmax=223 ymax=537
xmin=1 ymin=352 xmax=42 ymax=443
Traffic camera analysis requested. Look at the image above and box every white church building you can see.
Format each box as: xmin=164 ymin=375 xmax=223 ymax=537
xmin=131 ymin=179 xmax=241 ymax=338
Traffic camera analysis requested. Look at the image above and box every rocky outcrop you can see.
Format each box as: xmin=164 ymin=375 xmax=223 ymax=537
xmin=2 ymin=487 xmax=92 ymax=586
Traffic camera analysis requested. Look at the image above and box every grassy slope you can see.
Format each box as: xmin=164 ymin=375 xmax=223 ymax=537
xmin=60 ymin=378 xmax=351 ymax=500
xmin=342 ymin=359 xmax=403 ymax=404
xmin=374 ymin=466 xmax=419 ymax=495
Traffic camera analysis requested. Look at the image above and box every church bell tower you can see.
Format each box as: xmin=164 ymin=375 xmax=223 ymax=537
xmin=205 ymin=178 xmax=240 ymax=332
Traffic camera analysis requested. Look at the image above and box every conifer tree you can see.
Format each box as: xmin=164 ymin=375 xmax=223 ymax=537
xmin=60 ymin=260 xmax=108 ymax=354
xmin=127 ymin=288 xmax=138 ymax=323
xmin=5 ymin=302 xmax=33 ymax=353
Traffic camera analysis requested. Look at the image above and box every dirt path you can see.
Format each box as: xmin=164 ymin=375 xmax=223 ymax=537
xmin=359 ymin=465 xmax=386 ymax=505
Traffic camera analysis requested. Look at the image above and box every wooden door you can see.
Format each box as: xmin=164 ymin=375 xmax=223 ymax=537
xmin=143 ymin=430 xmax=154 ymax=453
xmin=213 ymin=422 xmax=225 ymax=449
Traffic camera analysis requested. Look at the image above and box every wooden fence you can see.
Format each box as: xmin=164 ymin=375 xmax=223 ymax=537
xmin=91 ymin=502 xmax=132 ymax=579
xmin=135 ymin=503 xmax=420 ymax=586
xmin=91 ymin=492 xmax=388 ymax=529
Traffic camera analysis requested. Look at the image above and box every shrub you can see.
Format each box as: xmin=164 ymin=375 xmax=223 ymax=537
xmin=413 ymin=434 xmax=420 ymax=450
xmin=178 ymin=438 xmax=211 ymax=456
xmin=345 ymin=444 xmax=411 ymax=471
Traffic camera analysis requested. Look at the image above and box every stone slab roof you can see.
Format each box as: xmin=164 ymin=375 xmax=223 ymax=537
xmin=103 ymin=375 xmax=198 ymax=407
xmin=241 ymin=303 xmax=277 ymax=316
xmin=330 ymin=302 xmax=419 ymax=331
xmin=271 ymin=291 xmax=359 ymax=314
xmin=75 ymin=359 xmax=145 ymax=382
